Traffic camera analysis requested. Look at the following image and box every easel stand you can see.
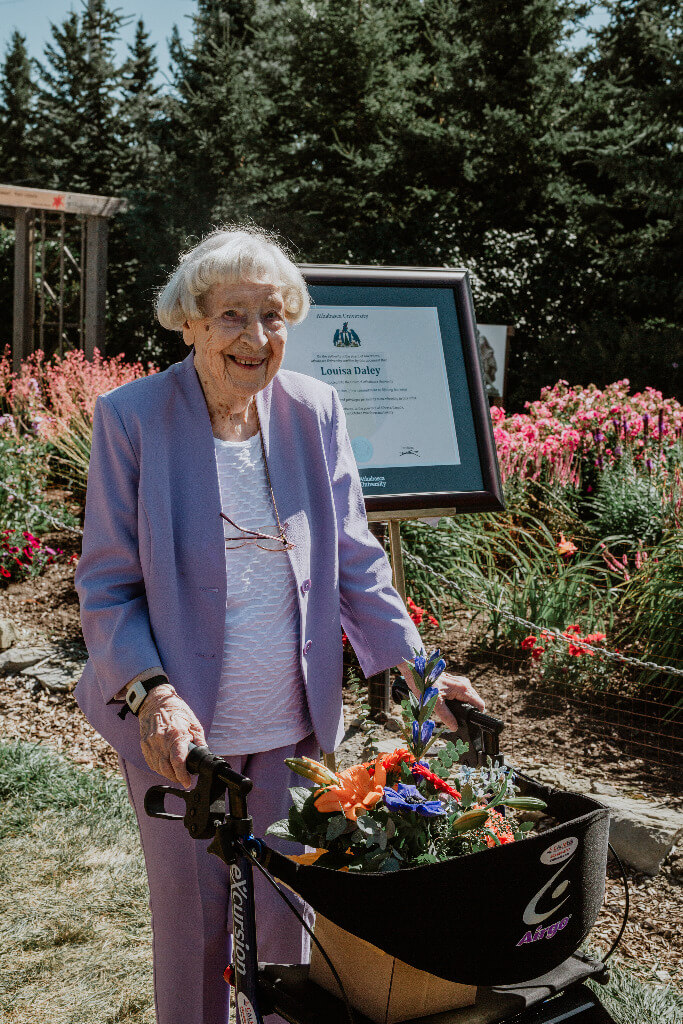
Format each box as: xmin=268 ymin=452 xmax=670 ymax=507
xmin=366 ymin=520 xmax=408 ymax=717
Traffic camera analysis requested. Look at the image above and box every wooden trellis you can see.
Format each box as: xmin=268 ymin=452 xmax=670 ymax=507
xmin=0 ymin=184 xmax=127 ymax=372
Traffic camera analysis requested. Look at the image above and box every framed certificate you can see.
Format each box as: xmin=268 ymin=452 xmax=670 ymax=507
xmin=284 ymin=265 xmax=504 ymax=519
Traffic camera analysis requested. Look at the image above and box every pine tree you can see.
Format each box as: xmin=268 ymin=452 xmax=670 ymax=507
xmin=0 ymin=30 xmax=37 ymax=185
xmin=35 ymin=0 xmax=125 ymax=193
xmin=108 ymin=18 xmax=174 ymax=362
xmin=165 ymin=0 xmax=264 ymax=234
xmin=522 ymin=0 xmax=683 ymax=401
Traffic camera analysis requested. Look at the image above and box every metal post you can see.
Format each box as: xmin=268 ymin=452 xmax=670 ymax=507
xmin=84 ymin=215 xmax=108 ymax=358
xmin=388 ymin=519 xmax=406 ymax=606
xmin=368 ymin=521 xmax=391 ymax=717
xmin=12 ymin=208 xmax=35 ymax=373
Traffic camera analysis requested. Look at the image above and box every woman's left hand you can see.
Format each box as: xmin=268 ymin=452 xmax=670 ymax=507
xmin=432 ymin=671 xmax=485 ymax=732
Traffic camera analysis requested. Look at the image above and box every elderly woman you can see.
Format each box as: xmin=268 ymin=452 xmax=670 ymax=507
xmin=74 ymin=226 xmax=484 ymax=1024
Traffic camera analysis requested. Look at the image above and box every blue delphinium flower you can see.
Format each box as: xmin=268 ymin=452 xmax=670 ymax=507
xmin=383 ymin=784 xmax=444 ymax=817
xmin=413 ymin=652 xmax=427 ymax=677
xmin=412 ymin=719 xmax=435 ymax=745
xmin=421 ymin=686 xmax=439 ymax=706
xmin=427 ymin=658 xmax=447 ymax=684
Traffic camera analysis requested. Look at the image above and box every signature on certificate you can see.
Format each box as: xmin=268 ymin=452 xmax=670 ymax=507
xmin=400 ymin=445 xmax=420 ymax=457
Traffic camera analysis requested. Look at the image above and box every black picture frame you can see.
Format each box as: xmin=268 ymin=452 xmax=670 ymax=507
xmin=295 ymin=265 xmax=505 ymax=519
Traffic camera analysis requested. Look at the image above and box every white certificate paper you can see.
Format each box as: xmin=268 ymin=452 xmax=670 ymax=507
xmin=284 ymin=305 xmax=460 ymax=469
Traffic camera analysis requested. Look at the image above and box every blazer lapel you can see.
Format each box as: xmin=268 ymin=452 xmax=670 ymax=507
xmin=172 ymin=350 xmax=225 ymax=588
xmin=256 ymin=378 xmax=310 ymax=585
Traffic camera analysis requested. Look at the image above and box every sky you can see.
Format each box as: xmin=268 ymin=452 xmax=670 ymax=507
xmin=0 ymin=0 xmax=195 ymax=84
xmin=0 ymin=0 xmax=610 ymax=87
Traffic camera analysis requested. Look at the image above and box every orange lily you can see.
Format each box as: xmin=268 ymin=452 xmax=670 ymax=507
xmin=314 ymin=756 xmax=387 ymax=821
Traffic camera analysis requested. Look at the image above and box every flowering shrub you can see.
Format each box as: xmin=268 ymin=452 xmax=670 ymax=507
xmin=268 ymin=650 xmax=546 ymax=871
xmin=1 ymin=346 xmax=157 ymax=437
xmin=0 ymin=529 xmax=64 ymax=584
xmin=491 ymin=380 xmax=683 ymax=490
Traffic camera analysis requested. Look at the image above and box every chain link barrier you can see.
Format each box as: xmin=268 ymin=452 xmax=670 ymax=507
xmin=1 ymin=477 xmax=681 ymax=679
xmin=404 ymin=549 xmax=683 ymax=680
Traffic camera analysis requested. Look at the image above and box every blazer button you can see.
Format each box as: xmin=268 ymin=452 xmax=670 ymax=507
xmin=303 ymin=640 xmax=313 ymax=655
xmin=301 ymin=578 xmax=312 ymax=595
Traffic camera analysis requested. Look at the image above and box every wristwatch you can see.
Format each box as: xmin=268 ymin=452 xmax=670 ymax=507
xmin=117 ymin=675 xmax=170 ymax=720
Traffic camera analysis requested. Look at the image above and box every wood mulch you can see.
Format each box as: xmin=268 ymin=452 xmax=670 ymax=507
xmin=0 ymin=536 xmax=681 ymax=984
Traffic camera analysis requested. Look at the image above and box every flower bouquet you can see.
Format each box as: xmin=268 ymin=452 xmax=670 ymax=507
xmin=266 ymin=650 xmax=551 ymax=1022
xmin=267 ymin=650 xmax=546 ymax=872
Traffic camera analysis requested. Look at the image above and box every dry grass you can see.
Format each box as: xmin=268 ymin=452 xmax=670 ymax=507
xmin=0 ymin=741 xmax=154 ymax=1024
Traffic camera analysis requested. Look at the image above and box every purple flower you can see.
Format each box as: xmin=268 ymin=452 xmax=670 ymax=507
xmin=427 ymin=658 xmax=446 ymax=684
xmin=413 ymin=653 xmax=426 ymax=676
xmin=383 ymin=784 xmax=444 ymax=818
xmin=412 ymin=719 xmax=435 ymax=745
xmin=422 ymin=686 xmax=439 ymax=706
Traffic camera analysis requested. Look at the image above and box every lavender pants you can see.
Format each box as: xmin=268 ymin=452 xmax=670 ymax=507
xmin=118 ymin=733 xmax=318 ymax=1024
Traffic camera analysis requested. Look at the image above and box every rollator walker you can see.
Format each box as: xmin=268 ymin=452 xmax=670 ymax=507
xmin=144 ymin=696 xmax=627 ymax=1024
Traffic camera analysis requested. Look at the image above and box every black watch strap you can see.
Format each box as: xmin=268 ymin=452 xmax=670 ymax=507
xmin=117 ymin=675 xmax=170 ymax=720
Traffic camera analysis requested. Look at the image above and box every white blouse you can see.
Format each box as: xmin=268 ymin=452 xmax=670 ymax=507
xmin=206 ymin=433 xmax=313 ymax=756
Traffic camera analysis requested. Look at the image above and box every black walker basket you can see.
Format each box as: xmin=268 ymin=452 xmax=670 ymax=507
xmin=145 ymin=697 xmax=623 ymax=1024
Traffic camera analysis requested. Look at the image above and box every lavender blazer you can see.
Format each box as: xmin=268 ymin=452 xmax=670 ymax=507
xmin=74 ymin=350 xmax=422 ymax=772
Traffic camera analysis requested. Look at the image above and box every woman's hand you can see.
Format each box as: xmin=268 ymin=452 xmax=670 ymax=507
xmin=138 ymin=685 xmax=206 ymax=789
xmin=431 ymin=671 xmax=485 ymax=732
xmin=398 ymin=661 xmax=486 ymax=732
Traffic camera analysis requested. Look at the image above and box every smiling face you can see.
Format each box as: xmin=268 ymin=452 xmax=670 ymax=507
xmin=183 ymin=279 xmax=288 ymax=410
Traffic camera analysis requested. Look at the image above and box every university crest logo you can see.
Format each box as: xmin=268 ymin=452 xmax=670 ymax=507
xmin=333 ymin=321 xmax=361 ymax=347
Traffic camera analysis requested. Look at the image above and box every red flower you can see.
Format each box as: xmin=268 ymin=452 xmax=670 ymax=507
xmin=520 ymin=636 xmax=538 ymax=650
xmin=411 ymin=762 xmax=461 ymax=801
xmin=531 ymin=646 xmax=545 ymax=661
xmin=379 ymin=748 xmax=415 ymax=777
xmin=0 ymin=567 xmax=11 ymax=578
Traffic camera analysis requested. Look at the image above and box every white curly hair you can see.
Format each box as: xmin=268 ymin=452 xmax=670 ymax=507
xmin=156 ymin=225 xmax=310 ymax=331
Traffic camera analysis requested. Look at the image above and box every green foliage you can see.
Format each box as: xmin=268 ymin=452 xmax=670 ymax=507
xmin=403 ymin=508 xmax=614 ymax=647
xmin=0 ymin=429 xmax=77 ymax=535
xmin=346 ymin=664 xmax=380 ymax=757
xmin=619 ymin=535 xmax=683 ymax=710
xmin=0 ymin=741 xmax=133 ymax=840
xmin=0 ymin=30 xmax=36 ymax=185
xmin=589 ymin=457 xmax=670 ymax=546
xmin=586 ymin=957 xmax=683 ymax=1024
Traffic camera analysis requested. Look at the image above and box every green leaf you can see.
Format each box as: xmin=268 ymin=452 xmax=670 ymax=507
xmin=424 ymin=693 xmax=439 ymax=717
xmin=287 ymin=805 xmax=310 ymax=843
xmin=454 ymin=740 xmax=469 ymax=761
xmin=289 ymin=785 xmax=312 ymax=812
xmin=265 ymin=819 xmax=297 ymax=842
xmin=325 ymin=814 xmax=348 ymax=842
xmin=460 ymin=783 xmax=474 ymax=808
